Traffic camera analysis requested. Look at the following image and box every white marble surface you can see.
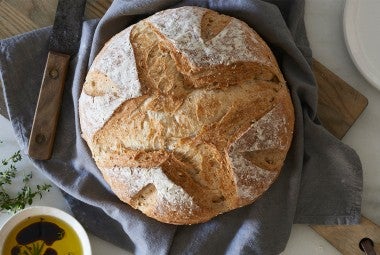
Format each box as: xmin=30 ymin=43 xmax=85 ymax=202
xmin=1 ymin=0 xmax=379 ymax=254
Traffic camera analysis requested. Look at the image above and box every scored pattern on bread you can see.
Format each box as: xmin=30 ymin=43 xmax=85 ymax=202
xmin=228 ymin=102 xmax=293 ymax=203
xmin=79 ymin=26 xmax=142 ymax=142
xmin=148 ymin=7 xmax=273 ymax=67
xmin=79 ymin=6 xmax=294 ymax=224
xmin=103 ymin=166 xmax=197 ymax=215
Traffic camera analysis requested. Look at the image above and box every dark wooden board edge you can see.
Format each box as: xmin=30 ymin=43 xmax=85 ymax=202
xmin=313 ymin=59 xmax=368 ymax=139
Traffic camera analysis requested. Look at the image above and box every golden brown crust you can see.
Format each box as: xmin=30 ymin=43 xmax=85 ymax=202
xmin=79 ymin=6 xmax=295 ymax=225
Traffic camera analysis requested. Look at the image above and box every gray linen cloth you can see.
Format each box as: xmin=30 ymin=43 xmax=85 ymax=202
xmin=0 ymin=0 xmax=362 ymax=254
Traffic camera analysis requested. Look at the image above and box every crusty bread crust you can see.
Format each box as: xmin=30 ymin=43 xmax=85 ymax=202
xmin=79 ymin=6 xmax=295 ymax=224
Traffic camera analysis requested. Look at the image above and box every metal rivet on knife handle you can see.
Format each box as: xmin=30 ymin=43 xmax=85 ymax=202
xmin=35 ymin=134 xmax=46 ymax=144
xmin=49 ymin=68 xmax=59 ymax=79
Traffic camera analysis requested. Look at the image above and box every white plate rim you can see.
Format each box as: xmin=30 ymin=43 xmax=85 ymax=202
xmin=0 ymin=206 xmax=92 ymax=255
xmin=343 ymin=0 xmax=380 ymax=90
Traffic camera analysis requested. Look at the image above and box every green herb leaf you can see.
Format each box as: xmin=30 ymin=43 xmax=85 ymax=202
xmin=0 ymin=146 xmax=52 ymax=213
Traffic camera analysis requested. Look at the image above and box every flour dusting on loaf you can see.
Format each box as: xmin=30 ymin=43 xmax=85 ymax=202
xmin=79 ymin=26 xmax=142 ymax=141
xmin=79 ymin=6 xmax=294 ymax=224
xmin=103 ymin=166 xmax=196 ymax=213
xmin=148 ymin=7 xmax=271 ymax=67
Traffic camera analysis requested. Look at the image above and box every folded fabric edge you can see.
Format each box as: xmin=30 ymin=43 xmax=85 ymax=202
xmin=294 ymin=199 xmax=362 ymax=225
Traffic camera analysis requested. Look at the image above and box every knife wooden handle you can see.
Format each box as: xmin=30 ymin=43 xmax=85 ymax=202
xmin=28 ymin=51 xmax=70 ymax=160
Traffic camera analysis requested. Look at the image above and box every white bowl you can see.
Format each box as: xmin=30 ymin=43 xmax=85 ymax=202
xmin=0 ymin=206 xmax=91 ymax=255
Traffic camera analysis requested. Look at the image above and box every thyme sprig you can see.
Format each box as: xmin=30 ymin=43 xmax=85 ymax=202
xmin=0 ymin=142 xmax=52 ymax=213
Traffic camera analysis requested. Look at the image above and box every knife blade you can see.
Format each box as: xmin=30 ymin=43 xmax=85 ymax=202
xmin=28 ymin=0 xmax=86 ymax=160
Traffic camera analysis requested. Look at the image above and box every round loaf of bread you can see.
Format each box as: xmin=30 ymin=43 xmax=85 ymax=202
xmin=79 ymin=6 xmax=294 ymax=224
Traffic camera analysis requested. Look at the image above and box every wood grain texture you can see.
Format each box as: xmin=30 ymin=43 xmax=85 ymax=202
xmin=0 ymin=0 xmax=377 ymax=252
xmin=28 ymin=51 xmax=70 ymax=160
xmin=313 ymin=59 xmax=368 ymax=139
xmin=0 ymin=0 xmax=112 ymax=39
xmin=0 ymin=1 xmax=39 ymax=38
xmin=311 ymin=217 xmax=380 ymax=254
xmin=85 ymin=0 xmax=113 ymax=19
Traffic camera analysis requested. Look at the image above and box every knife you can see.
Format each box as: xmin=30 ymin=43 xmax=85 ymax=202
xmin=28 ymin=0 xmax=87 ymax=160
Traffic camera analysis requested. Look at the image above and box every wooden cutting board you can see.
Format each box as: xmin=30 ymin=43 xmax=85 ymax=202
xmin=0 ymin=1 xmax=378 ymax=254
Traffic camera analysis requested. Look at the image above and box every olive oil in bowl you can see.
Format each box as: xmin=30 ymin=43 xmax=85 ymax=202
xmin=0 ymin=207 xmax=91 ymax=255
xmin=3 ymin=215 xmax=82 ymax=255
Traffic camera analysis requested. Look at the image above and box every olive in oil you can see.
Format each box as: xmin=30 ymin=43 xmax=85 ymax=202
xmin=3 ymin=215 xmax=83 ymax=255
